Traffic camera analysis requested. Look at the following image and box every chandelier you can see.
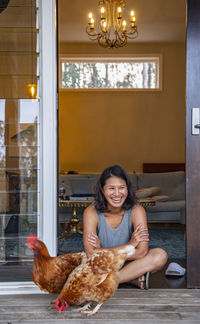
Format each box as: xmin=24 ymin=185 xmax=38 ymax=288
xmin=86 ymin=0 xmax=138 ymax=49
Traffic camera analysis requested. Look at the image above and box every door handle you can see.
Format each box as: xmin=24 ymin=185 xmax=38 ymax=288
xmin=192 ymin=108 xmax=200 ymax=135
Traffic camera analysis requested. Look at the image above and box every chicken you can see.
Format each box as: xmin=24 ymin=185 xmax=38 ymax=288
xmin=55 ymin=244 xmax=135 ymax=316
xmin=26 ymin=234 xmax=86 ymax=294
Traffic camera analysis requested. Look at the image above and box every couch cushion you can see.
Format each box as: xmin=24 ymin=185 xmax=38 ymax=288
xmin=146 ymin=211 xmax=181 ymax=223
xmin=146 ymin=200 xmax=185 ymax=212
xmin=151 ymin=195 xmax=169 ymax=202
xmin=137 ymin=171 xmax=185 ymax=200
xmin=59 ymin=174 xmax=99 ymax=196
xmin=128 ymin=173 xmax=137 ymax=192
xmin=135 ymin=187 xmax=160 ymax=199
xmin=70 ymin=177 xmax=97 ymax=195
xmin=59 ymin=175 xmax=73 ymax=196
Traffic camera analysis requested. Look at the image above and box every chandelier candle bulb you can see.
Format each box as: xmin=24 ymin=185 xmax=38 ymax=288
xmin=90 ymin=18 xmax=94 ymax=28
xmin=122 ymin=20 xmax=127 ymax=31
xmin=117 ymin=6 xmax=122 ymax=18
xmin=100 ymin=7 xmax=105 ymax=19
xmin=131 ymin=16 xmax=136 ymax=27
xmin=88 ymin=13 xmax=94 ymax=28
xmin=88 ymin=16 xmax=94 ymax=28
xmin=102 ymin=21 xmax=107 ymax=32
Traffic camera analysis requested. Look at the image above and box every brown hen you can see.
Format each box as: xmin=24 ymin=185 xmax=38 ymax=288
xmin=26 ymin=234 xmax=86 ymax=294
xmin=55 ymin=244 xmax=135 ymax=315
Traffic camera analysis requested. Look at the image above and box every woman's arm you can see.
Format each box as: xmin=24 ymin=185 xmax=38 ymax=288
xmin=83 ymin=204 xmax=100 ymax=258
xmin=126 ymin=204 xmax=149 ymax=261
xmin=83 ymin=203 xmax=149 ymax=259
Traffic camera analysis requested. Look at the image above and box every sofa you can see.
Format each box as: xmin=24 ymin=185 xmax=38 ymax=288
xmin=136 ymin=171 xmax=185 ymax=223
xmin=59 ymin=171 xmax=185 ymax=224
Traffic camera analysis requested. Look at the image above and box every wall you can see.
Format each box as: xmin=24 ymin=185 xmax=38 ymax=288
xmin=59 ymin=42 xmax=186 ymax=173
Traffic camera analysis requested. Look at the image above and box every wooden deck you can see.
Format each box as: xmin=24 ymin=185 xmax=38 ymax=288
xmin=1 ymin=289 xmax=200 ymax=323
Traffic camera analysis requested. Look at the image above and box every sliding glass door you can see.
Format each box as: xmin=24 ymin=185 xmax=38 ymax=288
xmin=0 ymin=0 xmax=39 ymax=281
xmin=0 ymin=0 xmax=57 ymax=284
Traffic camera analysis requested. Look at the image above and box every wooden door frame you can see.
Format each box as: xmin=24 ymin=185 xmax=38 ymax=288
xmin=186 ymin=0 xmax=200 ymax=288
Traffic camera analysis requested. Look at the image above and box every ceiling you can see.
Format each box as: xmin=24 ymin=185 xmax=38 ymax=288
xmin=58 ymin=0 xmax=187 ymax=43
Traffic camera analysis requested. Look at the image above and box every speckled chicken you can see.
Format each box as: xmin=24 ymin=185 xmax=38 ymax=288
xmin=55 ymin=244 xmax=135 ymax=315
xmin=26 ymin=234 xmax=86 ymax=294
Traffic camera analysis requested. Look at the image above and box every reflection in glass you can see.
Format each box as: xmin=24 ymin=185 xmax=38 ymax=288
xmin=0 ymin=144 xmax=5 ymax=165
xmin=0 ymin=30 xmax=37 ymax=52
xmin=0 ymin=99 xmax=39 ymax=269
xmin=0 ymin=99 xmax=39 ymax=123
xmin=0 ymin=4 xmax=36 ymax=28
xmin=0 ymin=54 xmax=38 ymax=75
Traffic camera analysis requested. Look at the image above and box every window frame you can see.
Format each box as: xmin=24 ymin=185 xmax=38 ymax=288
xmin=59 ymin=54 xmax=163 ymax=91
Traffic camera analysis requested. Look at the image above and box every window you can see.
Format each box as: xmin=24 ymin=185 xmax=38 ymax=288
xmin=60 ymin=56 xmax=162 ymax=90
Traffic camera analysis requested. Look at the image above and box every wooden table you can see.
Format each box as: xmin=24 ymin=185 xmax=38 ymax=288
xmin=138 ymin=198 xmax=156 ymax=207
xmin=59 ymin=198 xmax=155 ymax=241
xmin=59 ymin=199 xmax=93 ymax=240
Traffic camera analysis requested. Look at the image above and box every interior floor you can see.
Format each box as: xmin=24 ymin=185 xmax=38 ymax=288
xmin=119 ymin=259 xmax=186 ymax=289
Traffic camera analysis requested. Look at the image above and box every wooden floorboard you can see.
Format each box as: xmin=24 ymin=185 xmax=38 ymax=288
xmin=0 ymin=289 xmax=200 ymax=323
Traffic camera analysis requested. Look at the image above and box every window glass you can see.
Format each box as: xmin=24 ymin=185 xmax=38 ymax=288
xmin=0 ymin=0 xmax=39 ymax=282
xmin=60 ymin=57 xmax=160 ymax=89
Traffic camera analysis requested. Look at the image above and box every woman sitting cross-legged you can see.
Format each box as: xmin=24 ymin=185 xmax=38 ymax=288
xmin=83 ymin=165 xmax=168 ymax=289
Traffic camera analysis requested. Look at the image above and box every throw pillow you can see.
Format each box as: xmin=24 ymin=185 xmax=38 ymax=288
xmin=151 ymin=195 xmax=169 ymax=202
xmin=135 ymin=187 xmax=160 ymax=199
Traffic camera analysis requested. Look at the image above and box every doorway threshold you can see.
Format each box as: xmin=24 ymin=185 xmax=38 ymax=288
xmin=0 ymin=282 xmax=48 ymax=295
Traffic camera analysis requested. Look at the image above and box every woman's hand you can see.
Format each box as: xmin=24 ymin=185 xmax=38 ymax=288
xmin=87 ymin=232 xmax=102 ymax=249
xmin=129 ymin=224 xmax=149 ymax=248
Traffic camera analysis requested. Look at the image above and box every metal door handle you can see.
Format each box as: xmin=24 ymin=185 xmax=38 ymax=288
xmin=192 ymin=108 xmax=200 ymax=135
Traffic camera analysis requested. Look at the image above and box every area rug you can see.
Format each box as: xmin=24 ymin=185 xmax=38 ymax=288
xmin=58 ymin=229 xmax=186 ymax=260
xmin=148 ymin=229 xmax=186 ymax=259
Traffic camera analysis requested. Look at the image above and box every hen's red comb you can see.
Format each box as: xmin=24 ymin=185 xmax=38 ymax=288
xmin=26 ymin=233 xmax=38 ymax=245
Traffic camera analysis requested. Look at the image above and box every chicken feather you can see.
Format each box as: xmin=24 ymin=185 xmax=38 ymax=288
xmin=26 ymin=234 xmax=86 ymax=294
xmin=55 ymin=244 xmax=135 ymax=315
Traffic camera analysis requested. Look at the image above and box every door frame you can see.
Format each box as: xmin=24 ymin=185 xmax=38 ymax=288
xmin=38 ymin=0 xmax=57 ymax=257
xmin=3 ymin=0 xmax=200 ymax=293
xmin=186 ymin=0 xmax=200 ymax=288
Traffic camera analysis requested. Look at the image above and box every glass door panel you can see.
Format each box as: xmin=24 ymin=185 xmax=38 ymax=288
xmin=0 ymin=29 xmax=37 ymax=52
xmin=0 ymin=1 xmax=36 ymax=28
xmin=0 ymin=0 xmax=39 ymax=282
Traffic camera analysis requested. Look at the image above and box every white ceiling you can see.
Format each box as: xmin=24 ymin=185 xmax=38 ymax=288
xmin=58 ymin=0 xmax=186 ymax=43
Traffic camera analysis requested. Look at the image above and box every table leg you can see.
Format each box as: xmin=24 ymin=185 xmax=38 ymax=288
xmin=60 ymin=205 xmax=83 ymax=241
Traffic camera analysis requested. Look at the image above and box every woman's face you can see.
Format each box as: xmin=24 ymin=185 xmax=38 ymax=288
xmin=102 ymin=176 xmax=128 ymax=209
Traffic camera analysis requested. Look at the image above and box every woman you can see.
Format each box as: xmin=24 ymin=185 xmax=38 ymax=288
xmin=83 ymin=165 xmax=168 ymax=289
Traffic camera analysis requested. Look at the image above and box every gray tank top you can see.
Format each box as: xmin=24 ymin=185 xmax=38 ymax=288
xmin=97 ymin=208 xmax=133 ymax=248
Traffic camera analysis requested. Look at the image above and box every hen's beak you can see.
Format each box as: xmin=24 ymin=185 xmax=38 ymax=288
xmin=25 ymin=242 xmax=30 ymax=248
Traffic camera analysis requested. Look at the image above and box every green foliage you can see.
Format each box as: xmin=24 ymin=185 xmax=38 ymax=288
xmin=62 ymin=62 xmax=156 ymax=89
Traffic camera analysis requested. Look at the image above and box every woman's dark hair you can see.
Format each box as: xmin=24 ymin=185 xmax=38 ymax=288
xmin=95 ymin=165 xmax=136 ymax=212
